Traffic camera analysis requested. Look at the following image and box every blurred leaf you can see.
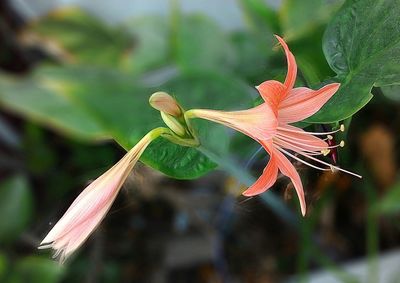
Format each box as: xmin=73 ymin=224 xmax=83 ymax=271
xmin=375 ymin=181 xmax=400 ymax=215
xmin=279 ymin=0 xmax=342 ymax=41
xmin=308 ymin=0 xmax=400 ymax=122
xmin=27 ymin=7 xmax=132 ymax=67
xmin=0 ymin=72 xmax=108 ymax=140
xmin=0 ymin=253 xmax=7 ymax=282
xmin=278 ymin=0 xmax=340 ymax=86
xmin=7 ymin=256 xmax=64 ymax=283
xmin=288 ymin=27 xmax=335 ymax=85
xmin=381 ymin=85 xmax=400 ymax=102
xmin=23 ymin=124 xmax=57 ymax=174
xmin=239 ymin=0 xmax=280 ymax=33
xmin=122 ymin=16 xmax=170 ymax=74
xmin=176 ymin=15 xmax=235 ymax=71
xmin=0 ymin=175 xmax=33 ymax=242
xmin=0 ymin=67 xmax=253 ymax=179
xmin=230 ymin=31 xmax=272 ymax=82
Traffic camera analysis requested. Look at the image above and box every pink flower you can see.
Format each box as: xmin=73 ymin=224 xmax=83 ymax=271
xmin=186 ymin=35 xmax=361 ymax=216
xmin=39 ymin=128 xmax=167 ymax=262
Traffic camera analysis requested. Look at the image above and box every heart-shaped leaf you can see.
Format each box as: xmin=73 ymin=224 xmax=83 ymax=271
xmin=308 ymin=0 xmax=400 ymax=122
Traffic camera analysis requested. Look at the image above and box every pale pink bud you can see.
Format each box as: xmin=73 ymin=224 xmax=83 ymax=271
xmin=38 ymin=132 xmax=155 ymax=262
xmin=149 ymin=92 xmax=182 ymax=117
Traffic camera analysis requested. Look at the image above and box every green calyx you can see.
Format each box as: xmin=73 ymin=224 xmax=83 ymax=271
xmin=149 ymin=92 xmax=200 ymax=147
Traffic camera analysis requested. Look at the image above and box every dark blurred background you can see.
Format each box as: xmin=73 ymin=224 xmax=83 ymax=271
xmin=0 ymin=0 xmax=400 ymax=282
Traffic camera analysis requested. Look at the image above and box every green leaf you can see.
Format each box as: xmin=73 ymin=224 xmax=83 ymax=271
xmin=7 ymin=256 xmax=64 ymax=283
xmin=0 ymin=67 xmax=253 ymax=179
xmin=279 ymin=0 xmax=342 ymax=41
xmin=287 ymin=27 xmax=335 ymax=86
xmin=121 ymin=16 xmax=170 ymax=74
xmin=308 ymin=0 xmax=400 ymax=122
xmin=0 ymin=253 xmax=8 ymax=282
xmin=238 ymin=0 xmax=281 ymax=33
xmin=374 ymin=181 xmax=400 ymax=215
xmin=28 ymin=7 xmax=132 ymax=67
xmin=176 ymin=15 xmax=235 ymax=71
xmin=230 ymin=31 xmax=273 ymax=82
xmin=0 ymin=175 xmax=33 ymax=242
xmin=0 ymin=71 xmax=108 ymax=140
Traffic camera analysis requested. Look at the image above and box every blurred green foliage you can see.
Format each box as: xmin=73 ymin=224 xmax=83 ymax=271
xmin=0 ymin=176 xmax=33 ymax=242
xmin=6 ymin=256 xmax=64 ymax=283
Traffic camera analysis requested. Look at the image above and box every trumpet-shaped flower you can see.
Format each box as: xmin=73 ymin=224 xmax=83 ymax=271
xmin=39 ymin=128 xmax=167 ymax=262
xmin=186 ymin=35 xmax=361 ymax=216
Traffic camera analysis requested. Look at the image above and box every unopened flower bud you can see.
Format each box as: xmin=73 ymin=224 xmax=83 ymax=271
xmin=149 ymin=92 xmax=182 ymax=117
xmin=160 ymin=112 xmax=186 ymax=137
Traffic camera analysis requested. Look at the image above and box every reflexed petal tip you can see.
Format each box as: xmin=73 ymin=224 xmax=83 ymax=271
xmin=274 ymin=34 xmax=297 ymax=91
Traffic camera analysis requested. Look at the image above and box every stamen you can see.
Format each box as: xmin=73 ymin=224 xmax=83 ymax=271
xmin=321 ymin=149 xmax=330 ymax=156
xmin=276 ymin=133 xmax=342 ymax=150
xmin=278 ymin=146 xmax=362 ymax=179
xmin=274 ymin=146 xmax=331 ymax=172
xmin=277 ymin=124 xmax=345 ymax=136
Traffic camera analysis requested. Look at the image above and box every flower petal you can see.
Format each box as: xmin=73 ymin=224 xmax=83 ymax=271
xmin=187 ymin=104 xmax=277 ymax=141
xmin=39 ymin=134 xmax=153 ymax=261
xmin=276 ymin=124 xmax=328 ymax=152
xmin=256 ymin=80 xmax=285 ymax=115
xmin=275 ymin=35 xmax=297 ymax=92
xmin=273 ymin=147 xmax=306 ymax=216
xmin=278 ymin=83 xmax=340 ymax=123
xmin=242 ymin=154 xmax=278 ymax=196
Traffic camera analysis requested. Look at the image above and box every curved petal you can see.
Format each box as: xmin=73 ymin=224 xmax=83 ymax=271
xmin=256 ymin=80 xmax=285 ymax=115
xmin=276 ymin=124 xmax=328 ymax=152
xmin=275 ymin=35 xmax=297 ymax=93
xmin=187 ymin=104 xmax=277 ymax=141
xmin=242 ymin=154 xmax=278 ymax=196
xmin=278 ymin=83 xmax=340 ymax=123
xmin=273 ymin=147 xmax=306 ymax=216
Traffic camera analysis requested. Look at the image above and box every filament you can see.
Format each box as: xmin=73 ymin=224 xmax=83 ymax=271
xmin=276 ymin=133 xmax=343 ymax=150
xmin=278 ymin=146 xmax=362 ymax=179
xmin=275 ymin=146 xmax=330 ymax=171
xmin=277 ymin=124 xmax=344 ymax=136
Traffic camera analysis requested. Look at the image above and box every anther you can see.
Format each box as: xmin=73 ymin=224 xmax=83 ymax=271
xmin=340 ymin=124 xmax=345 ymax=132
xmin=339 ymin=140 xmax=345 ymax=147
xmin=321 ymin=149 xmax=330 ymax=156
xmin=327 ymin=135 xmax=333 ymax=140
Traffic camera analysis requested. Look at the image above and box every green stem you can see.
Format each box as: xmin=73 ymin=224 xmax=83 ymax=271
xmin=147 ymin=127 xmax=172 ymax=140
xmin=365 ymin=179 xmax=379 ymax=283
